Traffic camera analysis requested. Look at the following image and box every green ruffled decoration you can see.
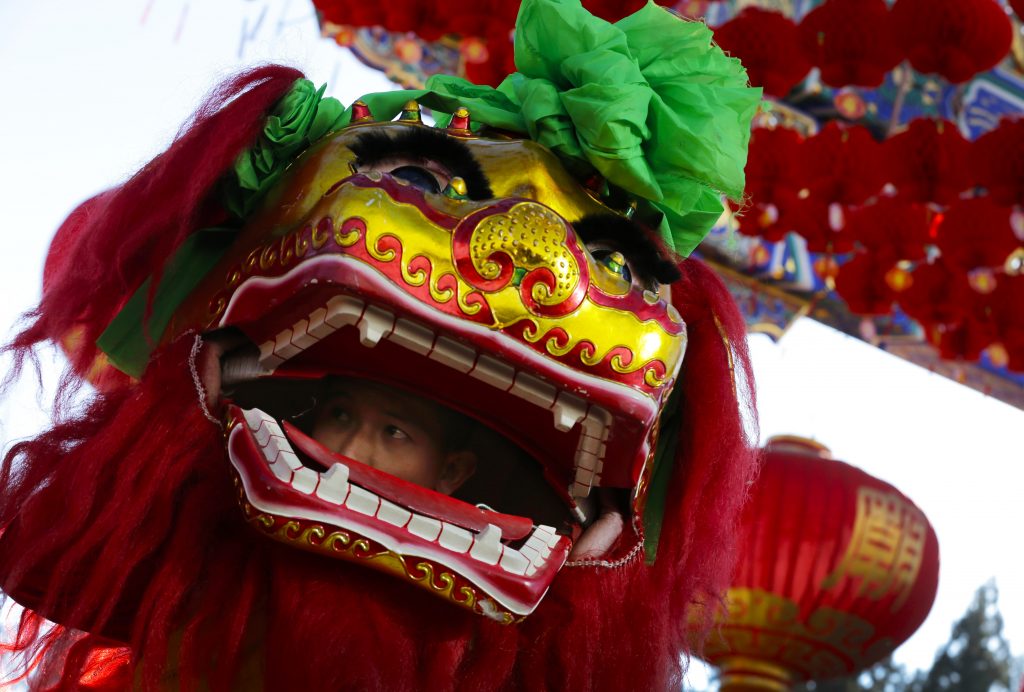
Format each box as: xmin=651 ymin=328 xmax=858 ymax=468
xmin=349 ymin=0 xmax=761 ymax=256
xmin=223 ymin=79 xmax=347 ymax=219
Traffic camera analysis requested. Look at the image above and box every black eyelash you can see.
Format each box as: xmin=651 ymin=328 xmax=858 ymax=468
xmin=350 ymin=128 xmax=494 ymax=201
xmin=574 ymin=214 xmax=682 ymax=285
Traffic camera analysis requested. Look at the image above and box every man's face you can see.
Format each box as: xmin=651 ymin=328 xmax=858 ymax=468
xmin=310 ymin=379 xmax=473 ymax=494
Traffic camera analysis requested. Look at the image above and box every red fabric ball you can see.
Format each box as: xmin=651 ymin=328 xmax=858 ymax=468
xmin=882 ymin=119 xmax=971 ymax=205
xmin=799 ymin=0 xmax=903 ymax=87
xmin=745 ymin=127 xmax=806 ymax=204
xmin=802 ymin=123 xmax=886 ymax=207
xmin=991 ymin=275 xmax=1024 ymax=370
xmin=834 ymin=253 xmax=898 ymax=315
xmin=899 ymin=260 xmax=975 ymax=326
xmin=891 ymin=0 xmax=1012 ymax=83
xmin=970 ymin=119 xmax=1024 ymax=206
xmin=934 ymin=197 xmax=1020 ymax=274
xmin=713 ymin=8 xmax=812 ymax=97
xmin=845 ymin=197 xmax=932 ymax=262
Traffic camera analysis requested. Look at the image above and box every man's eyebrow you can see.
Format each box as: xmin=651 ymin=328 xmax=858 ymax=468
xmin=350 ymin=127 xmax=493 ymax=200
xmin=573 ymin=214 xmax=682 ymax=284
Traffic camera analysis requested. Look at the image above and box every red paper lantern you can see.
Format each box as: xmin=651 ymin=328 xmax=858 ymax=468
xmin=802 ymin=123 xmax=886 ymax=207
xmin=739 ymin=127 xmax=808 ymax=242
xmin=970 ymin=119 xmax=1024 ymax=206
xmin=891 ymin=0 xmax=1012 ymax=84
xmin=883 ymin=119 xmax=971 ymax=205
xmin=697 ymin=437 xmax=940 ymax=690
xmin=935 ymin=197 xmax=1020 ymax=275
xmin=834 ymin=253 xmax=899 ymax=316
xmin=991 ymin=275 xmax=1024 ymax=371
xmin=899 ymin=260 xmax=999 ymax=362
xmin=713 ymin=8 xmax=812 ymax=97
xmin=799 ymin=0 xmax=903 ymax=88
xmin=844 ymin=197 xmax=931 ymax=261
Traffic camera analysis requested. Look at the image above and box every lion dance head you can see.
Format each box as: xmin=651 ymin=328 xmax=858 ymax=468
xmin=0 ymin=1 xmax=761 ymax=688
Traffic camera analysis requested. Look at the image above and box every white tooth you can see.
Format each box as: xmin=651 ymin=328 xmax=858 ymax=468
xmin=345 ymin=485 xmax=381 ymax=516
xmin=519 ymin=543 xmax=541 ymax=564
xmin=262 ymin=434 xmax=291 ymax=462
xmin=407 ymin=514 xmax=443 ymax=541
xmin=325 ymin=295 xmax=364 ymax=329
xmin=643 ymin=289 xmax=659 ymax=305
xmin=667 ymin=304 xmax=683 ymax=324
xmin=438 ymin=523 xmax=474 ymax=553
xmin=572 ymin=479 xmax=594 ymax=499
xmin=290 ymin=318 xmax=320 ymax=351
xmin=510 ymin=373 xmax=556 ymax=409
xmin=524 ymin=534 xmax=551 ymax=565
xmin=273 ymin=328 xmax=302 ymax=360
xmin=268 ymin=458 xmax=293 ymax=483
xmin=576 ymin=451 xmax=600 ymax=472
xmin=258 ymin=340 xmax=284 ymax=370
xmin=315 ymin=464 xmax=350 ymax=505
xmin=290 ymin=467 xmax=319 ymax=495
xmin=254 ymin=423 xmax=275 ymax=447
xmin=243 ymin=408 xmax=263 ymax=431
xmin=581 ymin=408 xmax=611 ymax=441
xmin=526 ymin=564 xmax=539 ymax=577
xmin=275 ymin=450 xmax=303 ymax=471
xmin=499 ymin=548 xmax=529 ymax=576
xmin=430 ymin=336 xmax=476 ymax=373
xmin=579 ymin=436 xmax=606 ymax=457
xmin=357 ymin=305 xmax=395 ymax=347
xmin=534 ymin=525 xmax=561 ymax=550
xmin=376 ymin=499 xmax=412 ymax=527
xmin=388 ymin=318 xmax=435 ymax=355
xmin=470 ymin=524 xmax=503 ymax=565
xmin=307 ymin=307 xmax=334 ymax=339
xmin=470 ymin=356 xmax=515 ymax=391
xmin=552 ymin=392 xmax=587 ymax=432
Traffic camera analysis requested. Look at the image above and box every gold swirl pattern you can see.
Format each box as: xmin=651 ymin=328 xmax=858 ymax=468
xmin=369 ymin=233 xmax=398 ymax=262
xmin=469 ymin=203 xmax=580 ymax=307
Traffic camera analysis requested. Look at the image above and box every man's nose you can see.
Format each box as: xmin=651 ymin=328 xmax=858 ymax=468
xmin=335 ymin=430 xmax=375 ymax=466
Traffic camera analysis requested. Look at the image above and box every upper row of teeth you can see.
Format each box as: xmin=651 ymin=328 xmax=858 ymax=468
xmin=254 ymin=294 xmax=611 ymax=501
xmin=243 ymin=408 xmax=561 ymax=577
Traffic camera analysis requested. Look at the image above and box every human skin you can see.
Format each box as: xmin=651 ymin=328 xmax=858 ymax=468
xmin=309 ymin=379 xmax=476 ymax=495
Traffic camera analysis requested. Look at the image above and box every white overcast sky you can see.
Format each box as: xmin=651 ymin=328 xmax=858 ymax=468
xmin=1 ymin=1 xmax=1021 ymax=687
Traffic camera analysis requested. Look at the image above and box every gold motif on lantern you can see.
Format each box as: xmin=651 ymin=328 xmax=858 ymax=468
xmin=821 ymin=486 xmax=928 ymax=611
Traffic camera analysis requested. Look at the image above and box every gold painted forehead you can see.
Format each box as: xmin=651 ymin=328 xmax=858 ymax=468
xmin=246 ymin=121 xmax=615 ymax=237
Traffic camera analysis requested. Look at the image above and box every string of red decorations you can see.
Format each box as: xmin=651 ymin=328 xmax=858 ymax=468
xmin=314 ymin=0 xmax=1016 ymax=91
xmin=742 ymin=118 xmax=1024 ymax=371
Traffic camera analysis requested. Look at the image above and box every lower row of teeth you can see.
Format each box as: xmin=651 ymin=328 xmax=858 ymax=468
xmin=255 ymin=294 xmax=611 ymax=499
xmin=243 ymin=408 xmax=560 ymax=577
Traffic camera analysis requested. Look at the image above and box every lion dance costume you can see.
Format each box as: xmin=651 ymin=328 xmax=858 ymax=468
xmin=0 ymin=1 xmax=760 ymax=688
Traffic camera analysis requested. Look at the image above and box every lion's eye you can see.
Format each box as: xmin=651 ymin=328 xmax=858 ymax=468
xmin=589 ymin=246 xmax=635 ymax=285
xmin=390 ymin=165 xmax=443 ymax=194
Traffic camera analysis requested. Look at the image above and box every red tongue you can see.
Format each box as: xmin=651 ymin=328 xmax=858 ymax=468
xmin=282 ymin=421 xmax=535 ymax=541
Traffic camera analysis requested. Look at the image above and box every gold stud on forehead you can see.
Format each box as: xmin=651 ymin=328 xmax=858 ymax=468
xmin=445 ymin=106 xmax=472 ymax=136
xmin=399 ymin=100 xmax=422 ymax=123
xmin=350 ymin=99 xmax=374 ymax=123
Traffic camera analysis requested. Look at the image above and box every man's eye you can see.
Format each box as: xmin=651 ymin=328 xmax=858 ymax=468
xmin=385 ymin=425 xmax=410 ymax=441
xmin=390 ymin=165 xmax=442 ymax=194
xmin=330 ymin=407 xmax=352 ymax=425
